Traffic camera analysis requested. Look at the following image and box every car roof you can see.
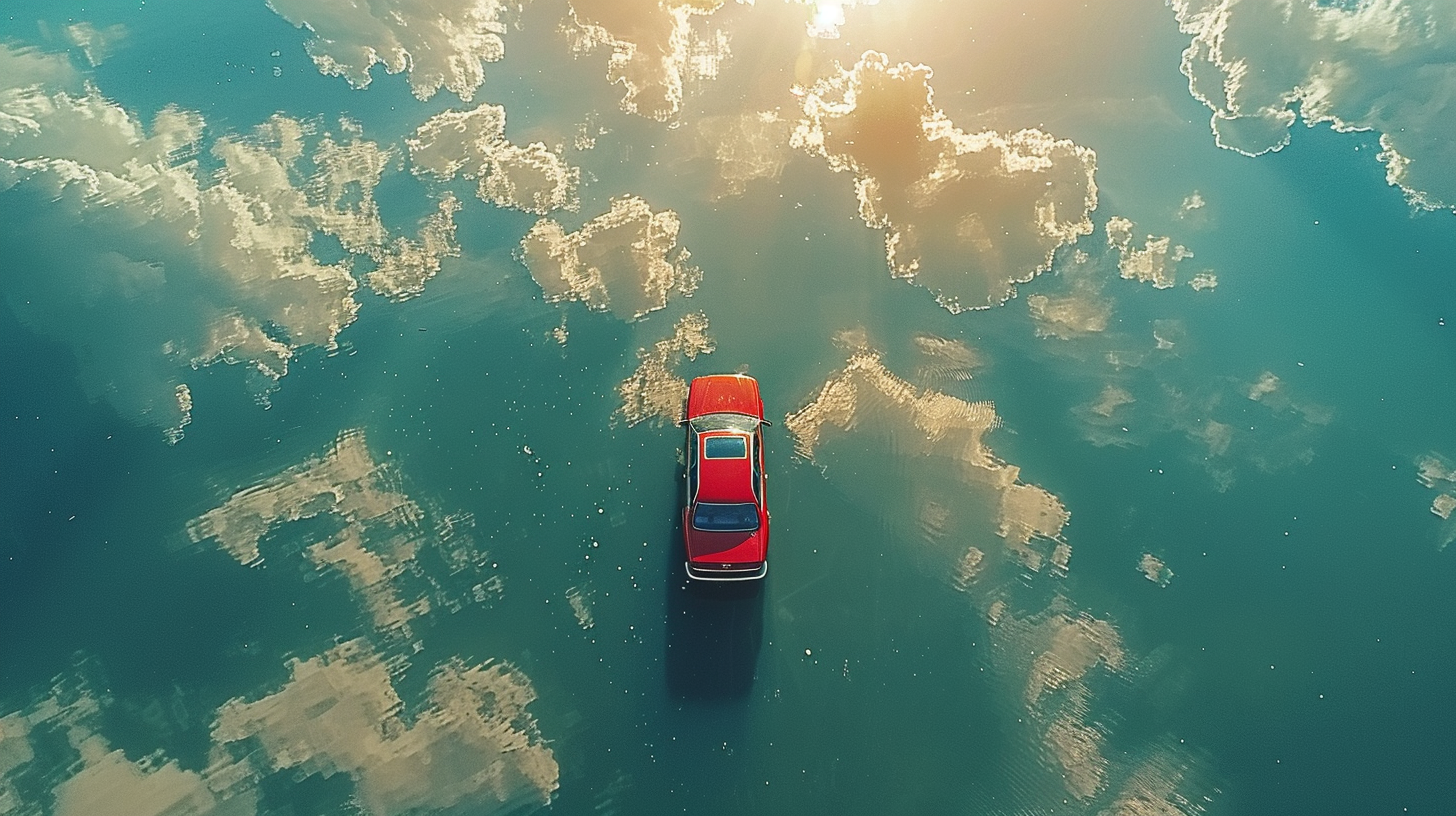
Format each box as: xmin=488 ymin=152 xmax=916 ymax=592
xmin=687 ymin=375 xmax=761 ymax=420
xmin=695 ymin=431 xmax=756 ymax=503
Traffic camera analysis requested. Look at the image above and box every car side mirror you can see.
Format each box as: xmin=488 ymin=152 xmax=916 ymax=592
xmin=760 ymin=419 xmax=773 ymax=427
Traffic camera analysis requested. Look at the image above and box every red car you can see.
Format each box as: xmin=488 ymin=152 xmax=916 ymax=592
xmin=681 ymin=375 xmax=770 ymax=581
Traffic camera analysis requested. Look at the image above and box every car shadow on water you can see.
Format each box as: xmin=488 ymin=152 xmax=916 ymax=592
xmin=662 ymin=423 xmax=766 ymax=702
xmin=662 ymin=467 xmax=765 ymax=701
xmin=663 ymin=574 xmax=765 ymax=701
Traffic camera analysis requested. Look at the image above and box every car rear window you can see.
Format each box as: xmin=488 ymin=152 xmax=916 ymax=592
xmin=703 ymin=435 xmax=748 ymax=459
xmin=691 ymin=502 xmax=760 ymax=532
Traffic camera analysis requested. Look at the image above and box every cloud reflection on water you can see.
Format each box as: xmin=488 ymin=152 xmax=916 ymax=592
xmin=792 ymin=51 xmax=1099 ymax=312
xmin=786 ymin=336 xmax=1213 ymax=811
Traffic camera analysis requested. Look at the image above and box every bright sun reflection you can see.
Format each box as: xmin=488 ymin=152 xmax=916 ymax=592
xmin=799 ymin=0 xmax=879 ymax=38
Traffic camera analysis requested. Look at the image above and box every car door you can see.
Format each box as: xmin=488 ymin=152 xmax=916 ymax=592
xmin=685 ymin=426 xmax=699 ymax=508
xmin=754 ymin=426 xmax=766 ymax=516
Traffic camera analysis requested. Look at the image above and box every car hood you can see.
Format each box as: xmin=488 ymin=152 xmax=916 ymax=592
xmin=687 ymin=375 xmax=761 ymax=419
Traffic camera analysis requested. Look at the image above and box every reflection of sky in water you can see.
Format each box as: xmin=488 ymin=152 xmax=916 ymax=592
xmin=1 ymin=0 xmax=1454 ymax=814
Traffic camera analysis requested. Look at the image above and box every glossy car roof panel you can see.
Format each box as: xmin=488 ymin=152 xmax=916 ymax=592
xmin=696 ymin=432 xmax=756 ymax=503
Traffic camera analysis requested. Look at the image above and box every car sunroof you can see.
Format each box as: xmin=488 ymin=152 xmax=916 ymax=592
xmin=703 ymin=435 xmax=748 ymax=459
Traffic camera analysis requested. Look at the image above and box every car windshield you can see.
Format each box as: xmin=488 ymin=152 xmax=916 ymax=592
xmin=691 ymin=502 xmax=760 ymax=532
xmin=689 ymin=412 xmax=759 ymax=433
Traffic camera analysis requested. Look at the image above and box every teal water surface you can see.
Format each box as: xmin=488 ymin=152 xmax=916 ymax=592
xmin=2 ymin=1 xmax=1454 ymax=815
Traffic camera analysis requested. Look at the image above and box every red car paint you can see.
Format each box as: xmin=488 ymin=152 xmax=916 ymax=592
xmin=682 ymin=375 xmax=769 ymax=581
